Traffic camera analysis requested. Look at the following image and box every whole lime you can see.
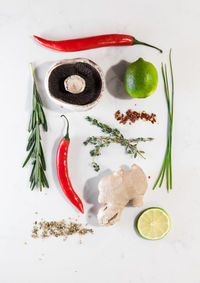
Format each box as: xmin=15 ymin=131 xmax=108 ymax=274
xmin=124 ymin=58 xmax=158 ymax=98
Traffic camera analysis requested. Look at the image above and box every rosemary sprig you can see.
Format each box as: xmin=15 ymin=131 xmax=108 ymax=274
xmin=153 ymin=49 xmax=174 ymax=191
xmin=84 ymin=116 xmax=153 ymax=171
xmin=23 ymin=64 xmax=49 ymax=191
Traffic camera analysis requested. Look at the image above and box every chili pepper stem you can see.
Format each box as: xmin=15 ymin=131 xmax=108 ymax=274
xmin=133 ymin=39 xmax=163 ymax=53
xmin=61 ymin=115 xmax=70 ymax=141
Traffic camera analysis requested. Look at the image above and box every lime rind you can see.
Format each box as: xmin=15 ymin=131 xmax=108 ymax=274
xmin=137 ymin=207 xmax=171 ymax=240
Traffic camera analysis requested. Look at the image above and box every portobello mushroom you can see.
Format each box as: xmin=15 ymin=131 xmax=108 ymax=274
xmin=46 ymin=58 xmax=104 ymax=110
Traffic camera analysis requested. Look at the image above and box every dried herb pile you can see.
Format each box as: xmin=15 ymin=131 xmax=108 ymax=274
xmin=32 ymin=219 xmax=93 ymax=239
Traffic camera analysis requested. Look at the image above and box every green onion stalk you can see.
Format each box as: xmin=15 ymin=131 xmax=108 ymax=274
xmin=153 ymin=49 xmax=174 ymax=191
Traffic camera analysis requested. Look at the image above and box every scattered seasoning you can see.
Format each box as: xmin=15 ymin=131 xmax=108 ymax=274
xmin=115 ymin=109 xmax=157 ymax=125
xmin=32 ymin=226 xmax=39 ymax=238
xmin=31 ymin=219 xmax=93 ymax=240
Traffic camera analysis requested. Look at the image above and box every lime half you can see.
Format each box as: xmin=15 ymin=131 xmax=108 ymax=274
xmin=137 ymin=208 xmax=171 ymax=240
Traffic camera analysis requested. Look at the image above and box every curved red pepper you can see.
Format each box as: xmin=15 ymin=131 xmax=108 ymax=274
xmin=56 ymin=115 xmax=84 ymax=214
xmin=33 ymin=34 xmax=162 ymax=53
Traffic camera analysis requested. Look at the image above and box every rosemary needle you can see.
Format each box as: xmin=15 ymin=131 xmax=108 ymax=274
xmin=23 ymin=64 xmax=49 ymax=191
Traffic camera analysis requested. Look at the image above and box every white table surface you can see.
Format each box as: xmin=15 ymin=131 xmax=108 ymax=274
xmin=1 ymin=0 xmax=200 ymax=282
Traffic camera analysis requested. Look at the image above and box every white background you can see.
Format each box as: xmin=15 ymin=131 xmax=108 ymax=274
xmin=0 ymin=0 xmax=200 ymax=282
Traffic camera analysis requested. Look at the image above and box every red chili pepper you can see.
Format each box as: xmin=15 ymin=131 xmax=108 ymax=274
xmin=56 ymin=115 xmax=84 ymax=214
xmin=33 ymin=34 xmax=162 ymax=53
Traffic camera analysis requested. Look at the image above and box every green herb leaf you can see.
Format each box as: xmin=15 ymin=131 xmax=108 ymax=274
xmin=92 ymin=162 xmax=100 ymax=172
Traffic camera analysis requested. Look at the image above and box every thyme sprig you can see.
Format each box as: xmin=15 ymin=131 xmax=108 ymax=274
xmin=84 ymin=116 xmax=153 ymax=171
xmin=153 ymin=49 xmax=174 ymax=191
xmin=23 ymin=64 xmax=49 ymax=191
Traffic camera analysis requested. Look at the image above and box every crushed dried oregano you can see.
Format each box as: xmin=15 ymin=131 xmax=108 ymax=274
xmin=31 ymin=219 xmax=93 ymax=240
